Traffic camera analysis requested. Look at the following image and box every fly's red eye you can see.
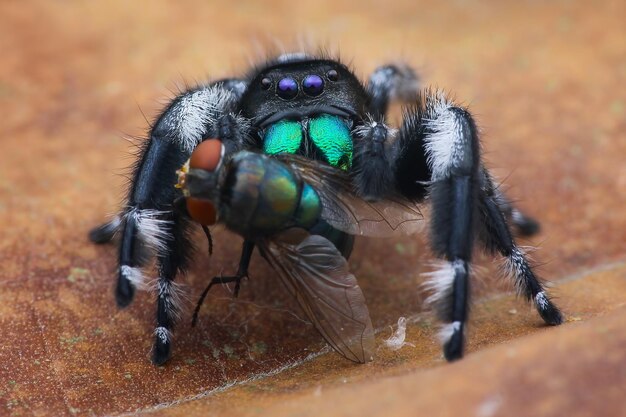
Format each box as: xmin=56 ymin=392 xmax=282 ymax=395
xmin=189 ymin=138 xmax=223 ymax=171
xmin=185 ymin=139 xmax=223 ymax=225
xmin=186 ymin=198 xmax=217 ymax=225
xmin=189 ymin=139 xmax=223 ymax=172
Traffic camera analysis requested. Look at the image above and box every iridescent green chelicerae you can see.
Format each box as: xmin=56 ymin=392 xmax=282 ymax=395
xmin=263 ymin=115 xmax=353 ymax=171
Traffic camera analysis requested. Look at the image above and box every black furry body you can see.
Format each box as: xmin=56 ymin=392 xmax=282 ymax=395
xmin=90 ymin=53 xmax=563 ymax=365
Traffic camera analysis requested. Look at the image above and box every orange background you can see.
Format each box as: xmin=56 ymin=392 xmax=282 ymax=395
xmin=0 ymin=1 xmax=624 ymax=416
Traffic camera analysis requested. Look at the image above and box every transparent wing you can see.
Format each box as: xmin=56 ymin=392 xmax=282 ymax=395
xmin=260 ymin=234 xmax=375 ymax=363
xmin=275 ymin=154 xmax=423 ymax=237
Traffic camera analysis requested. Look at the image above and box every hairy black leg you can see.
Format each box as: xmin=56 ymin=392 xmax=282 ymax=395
xmin=491 ymin=181 xmax=540 ymax=236
xmin=366 ymin=63 xmax=420 ymax=118
xmin=115 ymin=139 xmax=190 ymax=307
xmin=191 ymin=240 xmax=255 ymax=327
xmin=394 ymin=91 xmax=481 ymax=361
xmin=478 ymin=171 xmax=563 ymax=325
xmin=88 ymin=216 xmax=121 ymax=244
xmin=427 ymin=110 xmax=479 ymax=361
xmin=142 ymin=83 xmax=249 ymax=364
xmin=87 ymin=78 xmax=250 ymax=364
xmin=153 ymin=213 xmax=194 ymax=365
xmin=352 ymin=119 xmax=395 ymax=199
xmin=110 ymin=80 xmax=248 ymax=308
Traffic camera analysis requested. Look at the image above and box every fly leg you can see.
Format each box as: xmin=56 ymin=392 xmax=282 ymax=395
xmin=192 ymin=240 xmax=255 ymax=326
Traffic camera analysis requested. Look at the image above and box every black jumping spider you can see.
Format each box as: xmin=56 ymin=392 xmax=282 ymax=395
xmin=90 ymin=52 xmax=563 ymax=365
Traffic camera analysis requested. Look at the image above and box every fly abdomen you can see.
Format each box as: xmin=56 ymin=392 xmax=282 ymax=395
xmin=251 ymin=156 xmax=299 ymax=232
xmin=221 ymin=151 xmax=321 ymax=238
xmin=293 ymin=183 xmax=322 ymax=229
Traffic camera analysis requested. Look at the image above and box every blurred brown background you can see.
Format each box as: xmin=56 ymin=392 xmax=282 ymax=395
xmin=0 ymin=1 xmax=624 ymax=416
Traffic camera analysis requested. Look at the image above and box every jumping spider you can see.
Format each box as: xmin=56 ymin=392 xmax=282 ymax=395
xmin=90 ymin=52 xmax=563 ymax=365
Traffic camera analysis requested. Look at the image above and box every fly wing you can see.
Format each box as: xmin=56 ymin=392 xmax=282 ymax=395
xmin=275 ymin=154 xmax=423 ymax=237
xmin=260 ymin=234 xmax=375 ymax=363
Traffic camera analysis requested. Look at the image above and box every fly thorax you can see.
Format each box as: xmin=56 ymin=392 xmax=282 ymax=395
xmin=262 ymin=114 xmax=353 ymax=171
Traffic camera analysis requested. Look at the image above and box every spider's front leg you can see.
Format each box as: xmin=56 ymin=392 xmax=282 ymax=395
xmin=90 ymin=79 xmax=249 ymax=365
xmin=384 ymin=91 xmax=562 ymax=360
xmin=366 ymin=62 xmax=420 ymax=119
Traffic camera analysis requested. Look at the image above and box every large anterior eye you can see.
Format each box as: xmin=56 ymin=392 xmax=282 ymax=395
xmin=276 ymin=78 xmax=298 ymax=99
xmin=302 ymin=75 xmax=324 ymax=96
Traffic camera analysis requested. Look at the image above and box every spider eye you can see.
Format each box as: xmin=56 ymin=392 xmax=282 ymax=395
xmin=326 ymin=69 xmax=339 ymax=81
xmin=276 ymin=77 xmax=298 ymax=100
xmin=189 ymin=139 xmax=224 ymax=172
xmin=302 ymin=75 xmax=324 ymax=97
xmin=260 ymin=77 xmax=272 ymax=90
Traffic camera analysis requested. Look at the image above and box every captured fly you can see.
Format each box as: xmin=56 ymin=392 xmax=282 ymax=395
xmin=176 ymin=139 xmax=422 ymax=363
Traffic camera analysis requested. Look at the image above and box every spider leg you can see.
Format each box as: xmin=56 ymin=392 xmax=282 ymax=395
xmin=489 ymin=178 xmax=541 ymax=236
xmin=418 ymin=105 xmax=478 ymax=362
xmin=478 ymin=171 xmax=563 ymax=325
xmin=352 ymin=118 xmax=396 ymax=199
xmin=89 ymin=78 xmax=248 ymax=245
xmin=386 ymin=91 xmax=486 ymax=360
xmin=385 ymin=90 xmax=562 ymax=360
xmin=88 ymin=215 xmax=121 ymax=243
xmin=366 ymin=63 xmax=420 ymax=118
xmin=90 ymin=78 xmax=249 ymax=365
xmin=153 ymin=211 xmax=194 ymax=364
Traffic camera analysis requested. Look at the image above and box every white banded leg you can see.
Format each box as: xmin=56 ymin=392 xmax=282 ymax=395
xmin=478 ymin=172 xmax=563 ymax=325
xmin=420 ymin=94 xmax=480 ymax=361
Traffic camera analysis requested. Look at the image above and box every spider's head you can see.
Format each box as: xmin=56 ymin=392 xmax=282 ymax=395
xmin=240 ymin=56 xmax=369 ymax=128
